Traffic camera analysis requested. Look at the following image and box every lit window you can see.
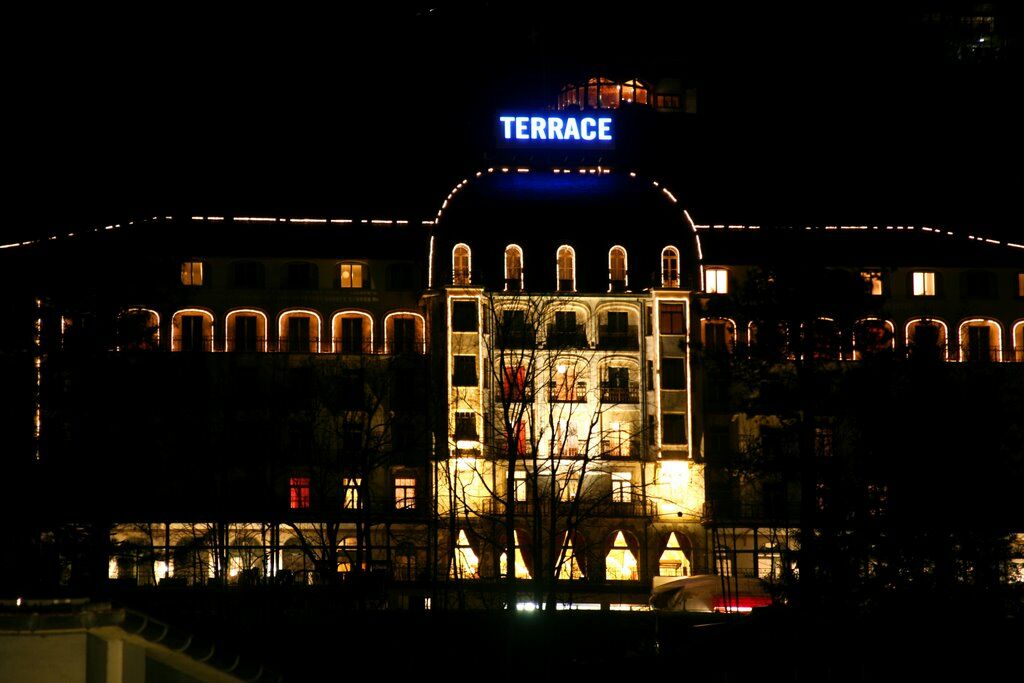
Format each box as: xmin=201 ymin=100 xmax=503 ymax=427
xmin=557 ymin=246 xmax=575 ymax=291
xmin=549 ymin=364 xmax=584 ymax=402
xmin=499 ymin=530 xmax=532 ymax=579
xmin=1017 ymin=273 xmax=1024 ymax=297
xmin=609 ymin=246 xmax=627 ymax=291
xmin=704 ymin=268 xmax=728 ymax=294
xmin=557 ymin=532 xmax=585 ymax=580
xmin=558 ymin=472 xmax=579 ymax=501
xmin=289 ymin=477 xmax=310 ymax=509
xmin=513 ymin=471 xmax=527 ymax=502
xmin=502 ymin=365 xmax=528 ymax=402
xmin=451 ymin=529 xmax=479 ymax=579
xmin=661 ymin=247 xmax=680 ymax=287
xmin=611 ymin=471 xmax=632 ymax=502
xmin=659 ymin=303 xmax=686 ymax=334
xmin=659 ymin=532 xmax=691 ymax=577
xmin=343 ymin=477 xmax=362 ymax=510
xmin=912 ymin=271 xmax=936 ymax=296
xmin=340 ymin=263 xmax=366 ymax=289
xmin=606 ymin=531 xmax=639 ymax=581
xmin=505 ymin=245 xmax=523 ymax=291
xmin=861 ymin=271 xmax=883 ymax=296
xmin=180 ymin=261 xmax=203 ymax=286
xmin=452 ymin=244 xmax=471 ymax=285
xmin=554 ymin=420 xmax=580 ymax=457
xmin=395 ymin=477 xmax=416 ymax=510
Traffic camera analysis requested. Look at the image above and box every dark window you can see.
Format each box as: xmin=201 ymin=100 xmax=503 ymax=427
xmin=386 ymin=263 xmax=416 ymax=290
xmin=606 ymin=366 xmax=629 ymax=388
xmin=660 ymin=304 xmax=685 ymax=334
xmin=964 ymin=270 xmax=996 ymax=299
xmin=909 ymin=322 xmax=944 ymax=361
xmin=452 ymin=356 xmax=478 ymax=386
xmin=335 ymin=369 xmax=365 ymax=411
xmin=452 ymin=301 xmax=478 ymax=331
xmin=390 ymin=317 xmax=418 ymax=353
xmin=647 ymin=360 xmax=654 ymax=386
xmin=287 ymin=316 xmax=311 ymax=352
xmin=181 ymin=315 xmax=205 ymax=352
xmin=662 ymin=414 xmax=687 ymax=444
xmin=704 ymin=322 xmax=730 ymax=354
xmin=661 ymin=359 xmax=686 ymax=390
xmin=288 ymin=423 xmax=313 ymax=460
xmin=339 ymin=317 xmax=365 ymax=354
xmin=284 ymin=262 xmax=318 ymax=290
xmin=554 ymin=310 xmax=577 ymax=330
xmin=232 ymin=261 xmax=265 ymax=288
xmin=342 ymin=422 xmax=363 ymax=453
xmin=391 ymin=368 xmax=417 ymax=412
xmin=607 ymin=311 xmax=628 ymax=333
xmin=454 ymin=412 xmax=477 ymax=440
xmin=966 ymin=325 xmax=992 ymax=362
xmin=233 ymin=315 xmax=258 ymax=352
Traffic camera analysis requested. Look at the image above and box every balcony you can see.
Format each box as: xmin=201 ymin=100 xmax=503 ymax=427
xmin=331 ymin=338 xmax=375 ymax=355
xmin=225 ymin=336 xmax=267 ymax=353
xmin=597 ymin=325 xmax=639 ymax=350
xmin=599 ymin=382 xmax=640 ymax=404
xmin=703 ymin=498 xmax=801 ymax=524
xmin=385 ymin=336 xmax=427 ymax=355
xmin=546 ymin=324 xmax=588 ymax=349
xmin=549 ymin=381 xmax=588 ymax=403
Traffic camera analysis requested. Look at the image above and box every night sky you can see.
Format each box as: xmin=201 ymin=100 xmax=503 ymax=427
xmin=6 ymin=4 xmax=1021 ymax=242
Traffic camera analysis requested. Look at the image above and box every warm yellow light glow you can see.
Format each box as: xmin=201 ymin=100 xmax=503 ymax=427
xmin=277 ymin=309 xmax=323 ymax=353
xmin=958 ymin=318 xmax=1003 ymax=362
xmin=558 ymin=534 xmax=584 ymax=580
xmin=225 ymin=309 xmax=268 ymax=352
xmin=499 ymin=531 xmax=532 ymax=579
xmin=331 ymin=310 xmax=374 ymax=354
xmin=658 ymin=532 xmax=691 ymax=577
xmin=171 ymin=309 xmax=215 ymax=352
xmin=912 ymin=271 xmax=936 ymax=296
xmin=451 ymin=530 xmax=479 ymax=579
xmin=606 ymin=531 xmax=639 ymax=581
xmin=384 ymin=311 xmax=426 ymax=354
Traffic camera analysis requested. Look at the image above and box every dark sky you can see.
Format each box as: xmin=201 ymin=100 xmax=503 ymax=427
xmin=6 ymin=4 xmax=1021 ymax=242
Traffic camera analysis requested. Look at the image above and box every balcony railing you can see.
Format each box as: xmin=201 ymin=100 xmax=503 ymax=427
xmin=959 ymin=344 xmax=1002 ymax=362
xmin=225 ymin=336 xmax=267 ymax=352
xmin=330 ymin=338 xmax=375 ymax=355
xmin=384 ymin=336 xmax=427 ymax=355
xmin=599 ymin=383 xmax=640 ymax=404
xmin=703 ymin=499 xmax=801 ymax=523
xmin=273 ymin=337 xmax=321 ymax=353
xmin=171 ymin=336 xmax=214 ymax=352
xmin=546 ymin=324 xmax=588 ymax=348
xmin=598 ymin=325 xmax=638 ymax=350
xmin=549 ymin=381 xmax=588 ymax=402
xmin=481 ymin=497 xmax=657 ymax=518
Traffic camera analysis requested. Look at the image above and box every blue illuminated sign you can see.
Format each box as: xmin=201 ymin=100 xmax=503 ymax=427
xmin=496 ymin=114 xmax=614 ymax=148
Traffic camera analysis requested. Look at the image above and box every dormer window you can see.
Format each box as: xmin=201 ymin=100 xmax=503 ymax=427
xmin=704 ymin=268 xmax=728 ymax=294
xmin=557 ymin=245 xmax=575 ymax=292
xmin=661 ymin=247 xmax=680 ymax=288
xmin=452 ymin=244 xmax=471 ymax=285
xmin=609 ymin=246 xmax=627 ymax=292
xmin=504 ymin=245 xmax=523 ymax=291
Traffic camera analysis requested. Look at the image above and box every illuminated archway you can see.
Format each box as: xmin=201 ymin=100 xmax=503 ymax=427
xmin=277 ymin=309 xmax=323 ymax=353
xmin=171 ymin=308 xmax=214 ymax=352
xmin=958 ymin=318 xmax=1003 ymax=362
xmin=605 ymin=530 xmax=639 ymax=581
xmin=331 ymin=310 xmax=374 ymax=354
xmin=225 ymin=308 xmax=268 ymax=352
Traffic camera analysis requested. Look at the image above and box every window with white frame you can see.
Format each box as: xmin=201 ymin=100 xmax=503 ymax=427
xmin=452 ymin=244 xmax=471 ymax=285
xmin=704 ymin=267 xmax=728 ymax=294
xmin=912 ymin=271 xmax=936 ymax=296
xmin=395 ymin=477 xmax=416 ymax=509
xmin=661 ymin=247 xmax=680 ymax=287
xmin=557 ymin=246 xmax=575 ymax=291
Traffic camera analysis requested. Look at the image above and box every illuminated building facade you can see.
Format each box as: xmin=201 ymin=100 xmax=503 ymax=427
xmin=2 ymin=73 xmax=1022 ymax=606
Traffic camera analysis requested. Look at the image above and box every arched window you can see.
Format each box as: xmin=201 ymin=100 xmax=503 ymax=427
xmin=905 ymin=318 xmax=948 ymax=361
xmin=606 ymin=531 xmax=639 ymax=581
xmin=658 ymin=532 xmax=692 ymax=577
xmin=499 ymin=530 xmax=532 ymax=579
xmin=452 ymin=244 xmax=471 ymax=285
xmin=331 ymin=311 xmax=374 ymax=354
xmin=118 ymin=308 xmax=160 ymax=351
xmin=504 ymin=244 xmax=523 ymax=291
xmin=701 ymin=318 xmax=737 ymax=355
xmin=852 ymin=318 xmax=895 ymax=359
xmin=958 ymin=318 xmax=1003 ymax=362
xmin=557 ymin=531 xmax=585 ymax=580
xmin=557 ymin=245 xmax=575 ymax=292
xmin=661 ymin=246 xmax=680 ymax=288
xmin=450 ymin=529 xmax=479 ymax=579
xmin=225 ymin=309 xmax=268 ymax=352
xmin=1014 ymin=320 xmax=1024 ymax=362
xmin=384 ymin=312 xmax=426 ymax=354
xmin=609 ymin=246 xmax=627 ymax=291
xmin=171 ymin=309 xmax=214 ymax=352
xmin=278 ymin=309 xmax=322 ymax=353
